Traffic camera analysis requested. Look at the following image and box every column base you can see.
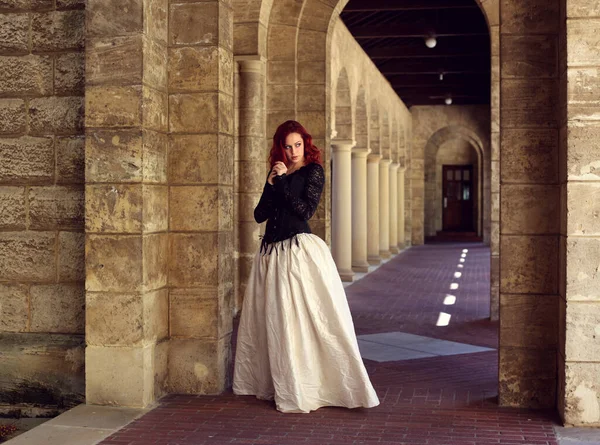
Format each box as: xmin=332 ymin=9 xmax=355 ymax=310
xmin=367 ymin=256 xmax=381 ymax=265
xmin=352 ymin=263 xmax=369 ymax=273
xmin=390 ymin=246 xmax=400 ymax=254
xmin=380 ymin=250 xmax=391 ymax=259
xmin=338 ymin=268 xmax=355 ymax=282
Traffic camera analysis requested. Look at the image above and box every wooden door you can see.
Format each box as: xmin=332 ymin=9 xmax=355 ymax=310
xmin=442 ymin=165 xmax=474 ymax=232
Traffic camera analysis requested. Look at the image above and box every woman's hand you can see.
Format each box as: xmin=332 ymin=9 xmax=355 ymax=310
xmin=267 ymin=161 xmax=288 ymax=184
xmin=272 ymin=161 xmax=287 ymax=176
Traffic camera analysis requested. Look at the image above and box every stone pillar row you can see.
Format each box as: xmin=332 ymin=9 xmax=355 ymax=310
xmin=331 ymin=147 xmax=406 ymax=281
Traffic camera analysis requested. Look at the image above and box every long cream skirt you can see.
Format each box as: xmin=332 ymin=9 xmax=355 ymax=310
xmin=233 ymin=233 xmax=380 ymax=413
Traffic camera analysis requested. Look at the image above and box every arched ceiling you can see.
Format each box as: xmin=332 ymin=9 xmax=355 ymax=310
xmin=341 ymin=0 xmax=490 ymax=107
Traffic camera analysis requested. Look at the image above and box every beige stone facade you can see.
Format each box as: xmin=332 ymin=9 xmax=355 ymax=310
xmin=558 ymin=0 xmax=600 ymax=427
xmin=0 ymin=0 xmax=599 ymax=428
xmin=0 ymin=0 xmax=85 ymax=414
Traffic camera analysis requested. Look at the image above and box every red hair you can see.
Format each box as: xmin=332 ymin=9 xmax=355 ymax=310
xmin=268 ymin=120 xmax=322 ymax=168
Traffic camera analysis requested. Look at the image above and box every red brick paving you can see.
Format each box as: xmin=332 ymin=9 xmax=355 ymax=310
xmin=100 ymin=243 xmax=559 ymax=445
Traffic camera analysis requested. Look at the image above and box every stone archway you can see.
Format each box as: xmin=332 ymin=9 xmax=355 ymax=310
xmin=423 ymin=125 xmax=486 ymax=242
xmin=4 ymin=0 xmax=594 ymax=425
xmin=79 ymin=0 xmax=587 ymax=424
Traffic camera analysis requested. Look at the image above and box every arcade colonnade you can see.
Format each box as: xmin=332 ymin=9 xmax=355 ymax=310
xmin=235 ymin=12 xmax=410 ymax=288
xmin=1 ymin=0 xmax=600 ymax=430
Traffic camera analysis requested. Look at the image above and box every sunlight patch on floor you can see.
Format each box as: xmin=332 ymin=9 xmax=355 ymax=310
xmin=443 ymin=294 xmax=456 ymax=305
xmin=436 ymin=312 xmax=451 ymax=326
xmin=357 ymin=331 xmax=494 ymax=362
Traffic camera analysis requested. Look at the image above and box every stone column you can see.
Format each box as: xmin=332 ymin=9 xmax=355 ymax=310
xmin=167 ymin=0 xmax=234 ymax=396
xmin=351 ymin=147 xmax=371 ymax=272
xmin=498 ymin=0 xmax=559 ymax=410
xmin=558 ymin=1 xmax=600 ymax=427
xmin=331 ymin=139 xmax=355 ymax=282
xmin=389 ymin=162 xmax=399 ymax=254
xmin=398 ymin=167 xmax=406 ymax=248
xmin=404 ymin=136 xmax=413 ymax=245
xmin=490 ymin=22 xmax=501 ymax=322
xmin=236 ymin=58 xmax=265 ymax=310
xmin=85 ymin=0 xmax=169 ymax=407
xmin=367 ymin=154 xmax=381 ymax=264
xmin=379 ymin=159 xmax=392 ymax=258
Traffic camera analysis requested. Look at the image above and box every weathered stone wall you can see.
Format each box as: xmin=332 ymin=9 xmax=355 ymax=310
xmin=411 ymin=105 xmax=491 ymax=245
xmin=498 ymin=0 xmax=560 ymax=409
xmin=558 ymin=0 xmax=600 ymax=426
xmin=0 ymin=0 xmax=85 ymax=413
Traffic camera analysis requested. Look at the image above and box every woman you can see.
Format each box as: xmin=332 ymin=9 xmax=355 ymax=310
xmin=233 ymin=120 xmax=379 ymax=413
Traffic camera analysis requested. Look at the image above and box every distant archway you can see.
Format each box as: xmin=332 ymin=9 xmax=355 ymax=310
xmin=424 ymin=125 xmax=485 ymax=240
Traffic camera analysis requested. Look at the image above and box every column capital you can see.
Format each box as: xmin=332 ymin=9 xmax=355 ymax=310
xmin=235 ymin=57 xmax=264 ymax=74
xmin=380 ymin=158 xmax=392 ymax=166
xmin=367 ymin=153 xmax=382 ymax=163
xmin=390 ymin=162 xmax=400 ymax=171
xmin=351 ymin=147 xmax=371 ymax=158
xmin=331 ymin=138 xmax=355 ymax=152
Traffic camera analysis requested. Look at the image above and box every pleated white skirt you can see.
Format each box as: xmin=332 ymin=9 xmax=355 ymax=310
xmin=233 ymin=233 xmax=380 ymax=413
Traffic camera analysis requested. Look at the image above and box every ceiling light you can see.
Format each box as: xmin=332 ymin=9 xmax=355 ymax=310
xmin=425 ymin=35 xmax=437 ymax=48
xmin=445 ymin=97 xmax=453 ymax=105
xmin=439 ymin=72 xmax=444 ymax=81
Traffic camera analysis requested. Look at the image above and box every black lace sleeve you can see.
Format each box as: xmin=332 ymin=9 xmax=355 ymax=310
xmin=254 ymin=178 xmax=275 ymax=223
xmin=274 ymin=163 xmax=324 ymax=221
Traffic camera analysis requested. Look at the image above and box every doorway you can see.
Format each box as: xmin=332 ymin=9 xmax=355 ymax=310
xmin=442 ymin=165 xmax=475 ymax=233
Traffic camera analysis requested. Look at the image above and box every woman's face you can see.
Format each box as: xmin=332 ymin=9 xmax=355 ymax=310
xmin=284 ymin=132 xmax=305 ymax=166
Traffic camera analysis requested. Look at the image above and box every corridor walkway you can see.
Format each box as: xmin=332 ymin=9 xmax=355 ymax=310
xmin=100 ymin=244 xmax=559 ymax=445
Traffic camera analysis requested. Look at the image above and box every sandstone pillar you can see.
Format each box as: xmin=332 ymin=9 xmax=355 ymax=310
xmin=558 ymin=0 xmax=600 ymax=427
xmin=490 ymin=20 xmax=501 ymax=322
xmin=85 ymin=0 xmax=169 ymax=407
xmin=379 ymin=159 xmax=392 ymax=258
xmin=367 ymin=154 xmax=382 ymax=264
xmin=236 ymin=59 xmax=265 ymax=310
xmin=404 ymin=135 xmax=413 ymax=246
xmin=167 ymin=0 xmax=234 ymax=395
xmin=498 ymin=0 xmax=560 ymax=409
xmin=389 ymin=163 xmax=399 ymax=254
xmin=331 ymin=139 xmax=355 ymax=282
xmin=351 ymin=147 xmax=371 ymax=272
xmin=398 ymin=167 xmax=406 ymax=249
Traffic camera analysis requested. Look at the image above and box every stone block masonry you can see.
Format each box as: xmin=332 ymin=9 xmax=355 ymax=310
xmin=84 ymin=0 xmax=169 ymax=408
xmin=0 ymin=0 xmax=598 ymax=427
xmin=558 ymin=0 xmax=600 ymax=427
xmin=498 ymin=0 xmax=560 ymax=411
xmin=0 ymin=0 xmax=86 ymax=414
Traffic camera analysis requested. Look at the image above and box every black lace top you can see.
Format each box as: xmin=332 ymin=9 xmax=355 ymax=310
xmin=254 ymin=162 xmax=325 ymax=254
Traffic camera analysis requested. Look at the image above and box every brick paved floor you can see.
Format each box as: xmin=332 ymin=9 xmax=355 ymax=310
xmin=100 ymin=243 xmax=559 ymax=445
